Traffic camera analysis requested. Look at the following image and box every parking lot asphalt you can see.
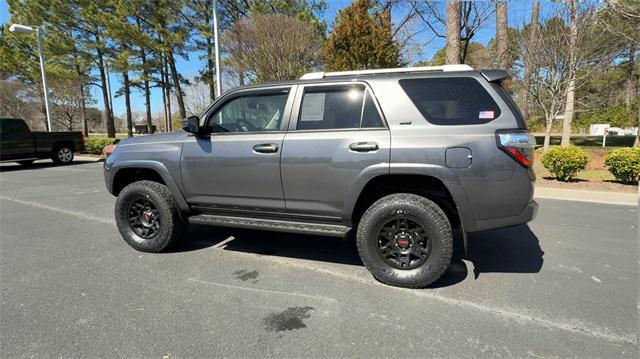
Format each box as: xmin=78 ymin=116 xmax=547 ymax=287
xmin=0 ymin=160 xmax=638 ymax=358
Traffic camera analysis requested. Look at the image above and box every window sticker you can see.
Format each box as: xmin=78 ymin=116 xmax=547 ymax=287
xmin=479 ymin=110 xmax=495 ymax=119
xmin=300 ymin=93 xmax=325 ymax=122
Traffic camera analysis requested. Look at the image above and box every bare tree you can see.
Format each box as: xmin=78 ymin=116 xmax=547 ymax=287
xmin=49 ymin=79 xmax=92 ymax=131
xmin=522 ymin=1 xmax=540 ymax=122
xmin=560 ymin=0 xmax=578 ymax=147
xmin=412 ymin=1 xmax=495 ymax=64
xmin=446 ymin=1 xmax=461 ymax=64
xmin=520 ymin=17 xmax=571 ymax=150
xmin=521 ymin=6 xmax=618 ymax=150
xmin=183 ymin=78 xmax=213 ymax=116
xmin=224 ymin=14 xmax=322 ymax=82
xmin=496 ymin=1 xmax=509 ymax=69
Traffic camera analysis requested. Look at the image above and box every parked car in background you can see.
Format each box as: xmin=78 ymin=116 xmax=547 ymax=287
xmin=0 ymin=118 xmax=84 ymax=165
xmin=104 ymin=65 xmax=537 ymax=288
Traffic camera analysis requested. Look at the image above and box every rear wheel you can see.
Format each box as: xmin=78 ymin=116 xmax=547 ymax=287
xmin=115 ymin=180 xmax=185 ymax=252
xmin=51 ymin=145 xmax=74 ymax=164
xmin=356 ymin=193 xmax=453 ymax=288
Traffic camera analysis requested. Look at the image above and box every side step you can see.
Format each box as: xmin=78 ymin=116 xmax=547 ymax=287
xmin=188 ymin=214 xmax=351 ymax=237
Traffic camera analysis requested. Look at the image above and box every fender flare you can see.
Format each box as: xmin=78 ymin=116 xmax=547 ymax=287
xmin=110 ymin=160 xmax=191 ymax=213
xmin=342 ymin=163 xmax=477 ymax=232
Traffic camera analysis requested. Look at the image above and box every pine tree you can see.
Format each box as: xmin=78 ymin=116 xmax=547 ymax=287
xmin=322 ymin=0 xmax=402 ymax=71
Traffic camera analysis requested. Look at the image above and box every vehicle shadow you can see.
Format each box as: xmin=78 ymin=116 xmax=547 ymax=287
xmin=173 ymin=223 xmax=544 ymax=288
xmin=0 ymin=160 xmax=98 ymax=172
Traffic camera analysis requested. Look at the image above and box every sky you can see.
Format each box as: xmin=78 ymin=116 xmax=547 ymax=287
xmin=1 ymin=0 xmax=547 ymax=119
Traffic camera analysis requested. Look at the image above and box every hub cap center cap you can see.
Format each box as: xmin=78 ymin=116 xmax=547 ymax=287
xmin=396 ymin=233 xmax=412 ymax=249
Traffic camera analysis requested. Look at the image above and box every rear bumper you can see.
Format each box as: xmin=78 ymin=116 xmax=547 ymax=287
xmin=470 ymin=199 xmax=538 ymax=232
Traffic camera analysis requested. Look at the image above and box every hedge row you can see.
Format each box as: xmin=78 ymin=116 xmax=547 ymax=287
xmin=541 ymin=146 xmax=640 ymax=183
xmin=534 ymin=135 xmax=636 ymax=147
xmin=604 ymin=148 xmax=640 ymax=183
xmin=84 ymin=137 xmax=117 ymax=155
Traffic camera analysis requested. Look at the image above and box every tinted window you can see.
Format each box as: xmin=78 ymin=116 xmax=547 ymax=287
xmin=297 ymin=85 xmax=384 ymax=130
xmin=361 ymin=91 xmax=384 ymax=128
xmin=0 ymin=119 xmax=29 ymax=135
xmin=206 ymin=91 xmax=289 ymax=133
xmin=399 ymin=78 xmax=501 ymax=125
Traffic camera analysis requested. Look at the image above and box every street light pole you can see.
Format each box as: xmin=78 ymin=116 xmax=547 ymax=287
xmin=35 ymin=26 xmax=52 ymax=132
xmin=9 ymin=24 xmax=52 ymax=132
xmin=212 ymin=0 xmax=222 ymax=98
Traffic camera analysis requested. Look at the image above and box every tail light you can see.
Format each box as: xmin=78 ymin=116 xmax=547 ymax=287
xmin=103 ymin=144 xmax=117 ymax=157
xmin=495 ymin=129 xmax=535 ymax=168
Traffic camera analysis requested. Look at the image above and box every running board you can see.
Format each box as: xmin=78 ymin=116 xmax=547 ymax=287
xmin=188 ymin=214 xmax=351 ymax=237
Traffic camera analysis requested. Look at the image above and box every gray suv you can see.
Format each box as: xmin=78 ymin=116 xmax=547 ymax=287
xmin=104 ymin=65 xmax=537 ymax=288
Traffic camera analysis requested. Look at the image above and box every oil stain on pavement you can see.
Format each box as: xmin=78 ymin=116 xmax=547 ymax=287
xmin=232 ymin=269 xmax=259 ymax=283
xmin=264 ymin=306 xmax=314 ymax=332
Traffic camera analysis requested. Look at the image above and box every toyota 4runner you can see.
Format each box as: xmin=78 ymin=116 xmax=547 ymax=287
xmin=104 ymin=65 xmax=537 ymax=288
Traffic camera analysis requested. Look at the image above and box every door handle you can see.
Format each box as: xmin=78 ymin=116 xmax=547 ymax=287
xmin=349 ymin=142 xmax=379 ymax=152
xmin=253 ymin=143 xmax=279 ymax=153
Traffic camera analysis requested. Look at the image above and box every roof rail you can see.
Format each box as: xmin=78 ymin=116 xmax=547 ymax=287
xmin=300 ymin=65 xmax=473 ymax=80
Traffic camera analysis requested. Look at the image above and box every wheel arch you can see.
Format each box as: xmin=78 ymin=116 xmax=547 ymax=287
xmin=110 ymin=161 xmax=190 ymax=213
xmin=346 ymin=170 xmax=476 ymax=232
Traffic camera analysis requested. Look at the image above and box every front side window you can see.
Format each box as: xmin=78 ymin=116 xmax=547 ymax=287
xmin=297 ymin=85 xmax=384 ymax=130
xmin=206 ymin=91 xmax=289 ymax=133
xmin=399 ymin=77 xmax=501 ymax=125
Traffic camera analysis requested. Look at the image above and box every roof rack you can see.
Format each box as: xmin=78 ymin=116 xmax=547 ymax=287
xmin=299 ymin=65 xmax=473 ymax=80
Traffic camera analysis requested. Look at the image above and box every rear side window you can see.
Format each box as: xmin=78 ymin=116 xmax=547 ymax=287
xmin=297 ymin=85 xmax=385 ymax=130
xmin=0 ymin=119 xmax=29 ymax=135
xmin=399 ymin=78 xmax=501 ymax=125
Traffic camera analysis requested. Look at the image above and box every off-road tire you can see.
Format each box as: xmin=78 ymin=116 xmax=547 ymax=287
xmin=356 ymin=193 xmax=453 ymax=288
xmin=115 ymin=180 xmax=185 ymax=252
xmin=51 ymin=145 xmax=74 ymax=164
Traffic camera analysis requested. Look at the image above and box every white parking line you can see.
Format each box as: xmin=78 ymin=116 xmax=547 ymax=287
xmin=187 ymin=277 xmax=338 ymax=303
xmin=0 ymin=195 xmax=114 ymax=225
xmin=0 ymin=194 xmax=636 ymax=345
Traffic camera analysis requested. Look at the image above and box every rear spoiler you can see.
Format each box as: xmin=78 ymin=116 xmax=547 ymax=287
xmin=480 ymin=70 xmax=509 ymax=83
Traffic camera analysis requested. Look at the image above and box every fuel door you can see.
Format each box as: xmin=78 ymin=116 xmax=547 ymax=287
xmin=445 ymin=147 xmax=472 ymax=169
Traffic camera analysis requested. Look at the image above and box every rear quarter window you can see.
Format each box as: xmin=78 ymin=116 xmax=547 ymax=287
xmin=399 ymin=77 xmax=501 ymax=125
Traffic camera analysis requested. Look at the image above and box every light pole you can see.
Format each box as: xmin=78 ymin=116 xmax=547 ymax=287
xmin=212 ymin=0 xmax=222 ymax=98
xmin=9 ymin=24 xmax=52 ymax=132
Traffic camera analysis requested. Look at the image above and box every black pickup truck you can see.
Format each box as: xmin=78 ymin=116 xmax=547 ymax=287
xmin=0 ymin=118 xmax=84 ymax=165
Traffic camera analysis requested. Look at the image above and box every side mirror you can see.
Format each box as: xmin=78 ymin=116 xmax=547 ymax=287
xmin=182 ymin=116 xmax=200 ymax=134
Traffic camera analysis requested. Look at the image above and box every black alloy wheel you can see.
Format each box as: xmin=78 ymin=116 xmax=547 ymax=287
xmin=376 ymin=216 xmax=431 ymax=270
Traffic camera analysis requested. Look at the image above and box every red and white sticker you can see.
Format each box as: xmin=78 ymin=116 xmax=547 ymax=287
xmin=479 ymin=110 xmax=495 ymax=119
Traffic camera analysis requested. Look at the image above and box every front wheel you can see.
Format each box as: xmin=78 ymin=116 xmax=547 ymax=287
xmin=115 ymin=180 xmax=185 ymax=252
xmin=356 ymin=193 xmax=453 ymax=288
xmin=51 ymin=145 xmax=74 ymax=164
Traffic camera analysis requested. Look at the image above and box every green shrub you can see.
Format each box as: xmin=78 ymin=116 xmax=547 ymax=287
xmin=84 ymin=137 xmax=117 ymax=154
xmin=541 ymin=146 xmax=589 ymax=182
xmin=605 ymin=147 xmax=640 ymax=183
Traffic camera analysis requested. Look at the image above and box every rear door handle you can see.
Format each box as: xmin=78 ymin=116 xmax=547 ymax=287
xmin=253 ymin=143 xmax=279 ymax=154
xmin=349 ymin=142 xmax=379 ymax=152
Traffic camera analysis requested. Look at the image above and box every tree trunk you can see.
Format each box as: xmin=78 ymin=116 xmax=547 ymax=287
xmin=446 ymin=1 xmax=461 ymax=65
xmin=123 ymin=71 xmax=133 ymax=138
xmin=79 ymin=82 xmax=88 ymax=137
xmin=96 ymin=37 xmax=115 ymax=138
xmin=496 ymin=1 xmax=509 ymax=70
xmin=523 ymin=1 xmax=540 ymax=123
xmin=560 ymin=0 xmax=578 ymax=147
xmin=543 ymin=116 xmax=553 ymax=151
xmin=168 ymin=51 xmax=187 ymax=119
xmin=624 ymin=47 xmax=636 ymax=111
xmin=137 ymin=49 xmax=152 ymax=134
xmin=164 ymin=56 xmax=173 ymax=131
xmin=160 ymin=58 xmax=169 ymax=132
